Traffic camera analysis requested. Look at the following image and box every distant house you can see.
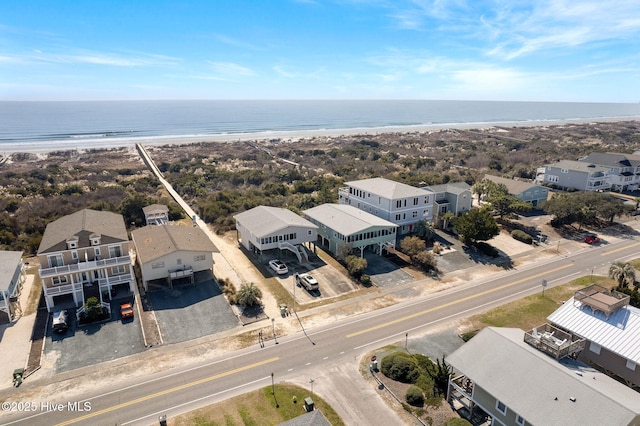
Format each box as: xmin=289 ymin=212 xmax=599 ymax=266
xmin=278 ymin=409 xmax=331 ymax=426
xmin=143 ymin=204 xmax=169 ymax=226
xmin=131 ymin=224 xmax=218 ymax=291
xmin=447 ymin=327 xmax=640 ymax=426
xmin=302 ymin=204 xmax=397 ymax=257
xmin=37 ymin=209 xmax=135 ymax=312
xmin=547 ymin=284 xmax=640 ymax=390
xmin=536 ymin=160 xmax=611 ymax=192
xmin=338 ymin=177 xmax=434 ymax=235
xmin=233 ymin=206 xmax=318 ymax=263
xmin=424 ymin=182 xmax=473 ymax=226
xmin=484 ymin=175 xmax=549 ymax=207
xmin=0 ymin=250 xmax=25 ymax=324
xmin=578 ymin=152 xmax=640 ymax=192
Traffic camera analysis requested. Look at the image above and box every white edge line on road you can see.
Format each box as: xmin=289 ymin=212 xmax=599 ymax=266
xmin=121 ymin=376 xmax=271 ymax=425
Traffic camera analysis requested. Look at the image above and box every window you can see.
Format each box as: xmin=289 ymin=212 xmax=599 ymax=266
xmin=95 ymin=247 xmax=101 ymax=257
xmin=561 ymin=168 xmax=568 ymax=173
xmin=396 ymin=200 xmax=402 ymax=208
xmin=151 ymin=262 xmax=165 ymax=269
xmin=72 ymin=250 xmax=78 ymax=260
xmin=176 ymin=258 xmax=182 ymax=265
xmin=626 ymin=360 xmax=636 ymax=371
xmin=109 ymin=245 xmax=122 ymax=258
xmin=395 ymin=214 xmax=401 ymax=220
xmin=48 ymin=254 xmax=64 ymax=268
xmin=194 ymin=254 xmax=206 ymax=261
xmin=547 ymin=175 xmax=559 ymax=183
xmin=495 ymin=400 xmax=507 ymax=415
xmin=111 ymin=265 xmax=126 ymax=275
xmin=52 ymin=276 xmax=68 ymax=285
xmin=589 ymin=342 xmax=601 ymax=355
xmin=412 ymin=211 xmax=418 ymax=218
xmin=516 ymin=414 xmax=525 ymax=425
xmin=413 ymin=197 xmax=418 ymax=205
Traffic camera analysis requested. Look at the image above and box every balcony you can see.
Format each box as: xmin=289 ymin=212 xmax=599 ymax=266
xmin=43 ymin=282 xmax=83 ymax=296
xmin=524 ymin=323 xmax=585 ymax=360
xmin=575 ymin=284 xmax=629 ymax=318
xmin=39 ymin=255 xmax=131 ymax=278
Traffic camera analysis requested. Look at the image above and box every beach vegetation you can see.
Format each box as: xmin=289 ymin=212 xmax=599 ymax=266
xmin=454 ymin=208 xmax=499 ymax=245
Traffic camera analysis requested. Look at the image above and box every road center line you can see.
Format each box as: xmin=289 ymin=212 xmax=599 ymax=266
xmin=55 ymin=357 xmax=279 ymax=426
xmin=600 ymin=241 xmax=640 ymax=256
xmin=345 ymin=264 xmax=571 ymax=338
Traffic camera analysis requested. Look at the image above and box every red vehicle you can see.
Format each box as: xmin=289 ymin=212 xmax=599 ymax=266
xmin=120 ymin=302 xmax=134 ymax=319
xmin=584 ymin=234 xmax=600 ymax=244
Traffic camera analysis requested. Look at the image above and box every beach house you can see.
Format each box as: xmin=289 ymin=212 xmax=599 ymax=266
xmin=37 ymin=209 xmax=136 ymax=312
xmin=0 ymin=250 xmax=25 ymax=324
xmin=131 ymin=224 xmax=218 ymax=291
xmin=483 ymin=175 xmax=549 ymax=207
xmin=338 ymin=177 xmax=434 ymax=235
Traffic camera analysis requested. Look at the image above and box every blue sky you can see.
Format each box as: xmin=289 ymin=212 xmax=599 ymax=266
xmin=1 ymin=0 xmax=639 ymax=101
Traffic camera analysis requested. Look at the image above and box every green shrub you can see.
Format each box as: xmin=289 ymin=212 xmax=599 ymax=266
xmin=476 ymin=242 xmax=499 ymax=257
xmin=380 ymin=353 xmax=421 ymax=384
xmin=405 ymin=385 xmax=424 ymax=406
xmin=359 ymin=274 xmax=371 ymax=285
xmin=511 ymin=229 xmax=533 ymax=244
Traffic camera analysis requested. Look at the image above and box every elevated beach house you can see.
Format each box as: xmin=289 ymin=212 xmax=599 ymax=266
xmin=143 ymin=203 xmax=170 ymax=226
xmin=233 ymin=206 xmax=318 ymax=263
xmin=547 ymin=284 xmax=640 ymax=390
xmin=302 ymin=203 xmax=397 ymax=258
xmin=578 ymin=152 xmax=640 ymax=192
xmin=483 ymin=174 xmax=549 ymax=207
xmin=422 ymin=181 xmax=473 ymax=227
xmin=131 ymin=224 xmax=218 ymax=291
xmin=338 ymin=177 xmax=434 ymax=235
xmin=447 ymin=327 xmax=640 ymax=426
xmin=535 ymin=159 xmax=611 ymax=192
xmin=0 ymin=250 xmax=25 ymax=324
xmin=37 ymin=209 xmax=135 ymax=312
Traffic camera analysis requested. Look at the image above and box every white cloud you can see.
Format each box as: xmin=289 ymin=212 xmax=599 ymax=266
xmin=206 ymin=61 xmax=255 ymax=76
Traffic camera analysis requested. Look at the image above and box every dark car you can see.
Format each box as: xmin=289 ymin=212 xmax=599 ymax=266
xmin=52 ymin=310 xmax=69 ymax=333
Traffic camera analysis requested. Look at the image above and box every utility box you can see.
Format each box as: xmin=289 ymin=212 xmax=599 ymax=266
xmin=304 ymin=397 xmax=315 ymax=412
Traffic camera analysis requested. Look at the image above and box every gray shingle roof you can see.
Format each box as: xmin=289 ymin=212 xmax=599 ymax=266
xmin=484 ymin=174 xmax=542 ymax=195
xmin=580 ymin=152 xmax=640 ymax=168
xmin=548 ymin=297 xmax=640 ymax=364
xmin=131 ymin=224 xmax=218 ymax=264
xmin=426 ymin=181 xmax=471 ymax=195
xmin=0 ymin=251 xmax=22 ymax=292
xmin=37 ymin=209 xmax=128 ymax=254
xmin=278 ymin=409 xmax=331 ymax=426
xmin=142 ymin=204 xmax=169 ymax=215
xmin=302 ymin=204 xmax=397 ymax=236
xmin=345 ymin=177 xmax=431 ymax=199
xmin=446 ymin=327 xmax=640 ymax=426
xmin=546 ymin=160 xmax=609 ymax=174
xmin=233 ymin=206 xmax=318 ymax=238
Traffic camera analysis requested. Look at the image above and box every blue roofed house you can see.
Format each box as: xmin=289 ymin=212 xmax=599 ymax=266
xmin=484 ymin=175 xmax=549 ymax=207
xmin=0 ymin=251 xmax=25 ymax=324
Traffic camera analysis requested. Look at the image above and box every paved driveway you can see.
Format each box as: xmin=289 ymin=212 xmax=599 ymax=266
xmin=44 ymin=295 xmax=146 ymax=374
xmin=363 ymin=252 xmax=414 ymax=288
xmin=148 ymin=271 xmax=239 ymax=344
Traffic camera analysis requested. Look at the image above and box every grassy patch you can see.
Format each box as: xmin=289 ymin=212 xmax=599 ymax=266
xmin=628 ymin=258 xmax=640 ymax=270
xmin=467 ymin=275 xmax=612 ymax=331
xmin=171 ymin=384 xmax=344 ymax=426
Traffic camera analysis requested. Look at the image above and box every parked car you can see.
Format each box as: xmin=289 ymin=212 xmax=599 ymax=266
xmin=295 ymin=273 xmax=319 ymax=291
xmin=269 ymin=259 xmax=288 ymax=275
xmin=120 ymin=302 xmax=134 ymax=319
xmin=584 ymin=234 xmax=601 ymax=244
xmin=52 ymin=310 xmax=69 ymax=333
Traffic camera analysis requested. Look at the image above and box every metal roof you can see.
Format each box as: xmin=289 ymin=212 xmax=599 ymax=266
xmin=302 ymin=204 xmax=397 ymax=236
xmin=345 ymin=177 xmax=431 ymax=199
xmin=233 ymin=206 xmax=318 ymax=238
xmin=547 ymin=297 xmax=640 ymax=364
xmin=131 ymin=224 xmax=218 ymax=264
xmin=446 ymin=327 xmax=640 ymax=426
xmin=0 ymin=251 xmax=22 ymax=292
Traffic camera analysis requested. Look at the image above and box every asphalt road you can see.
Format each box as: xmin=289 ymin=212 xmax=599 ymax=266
xmin=2 ymin=237 xmax=639 ymax=426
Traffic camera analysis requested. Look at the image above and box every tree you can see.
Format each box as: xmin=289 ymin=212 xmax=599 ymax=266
xmin=487 ymin=193 xmax=532 ymax=218
xmin=119 ymin=194 xmax=153 ymax=228
xmin=609 ymin=262 xmax=636 ymax=288
xmin=346 ymin=255 xmax=367 ymax=278
xmin=400 ymin=236 xmax=426 ymax=258
xmin=440 ymin=212 xmax=455 ymax=230
xmin=542 ymin=193 xmax=580 ymax=226
xmin=237 ymin=282 xmax=263 ymax=307
xmin=472 ymin=178 xmax=507 ymax=202
xmin=414 ymin=219 xmax=435 ymax=240
xmin=429 ymin=355 xmax=452 ymax=396
xmin=454 ymin=208 xmax=499 ymax=245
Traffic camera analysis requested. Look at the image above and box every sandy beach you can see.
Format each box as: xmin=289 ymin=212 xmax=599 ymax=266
xmin=3 ymin=117 xmax=639 ymax=155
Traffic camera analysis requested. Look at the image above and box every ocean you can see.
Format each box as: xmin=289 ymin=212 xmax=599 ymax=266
xmin=2 ymin=100 xmax=640 ymax=152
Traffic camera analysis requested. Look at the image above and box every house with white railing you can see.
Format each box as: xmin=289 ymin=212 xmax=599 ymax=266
xmin=37 ymin=209 xmax=135 ymax=312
